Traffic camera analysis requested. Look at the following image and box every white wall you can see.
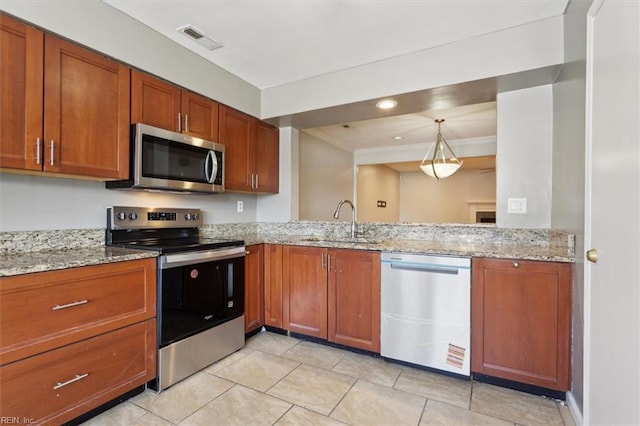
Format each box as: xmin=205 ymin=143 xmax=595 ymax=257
xmin=551 ymin=0 xmax=592 ymax=415
xmin=399 ymin=169 xmax=496 ymax=224
xmin=0 ymin=173 xmax=256 ymax=232
xmin=257 ymin=127 xmax=299 ymax=222
xmin=298 ymin=132 xmax=353 ymax=221
xmin=496 ymin=85 xmax=554 ymax=228
xmin=356 ymin=165 xmax=399 ymax=222
xmin=262 ymin=17 xmax=563 ymax=119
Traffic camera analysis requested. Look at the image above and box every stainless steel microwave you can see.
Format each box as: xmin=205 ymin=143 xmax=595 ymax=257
xmin=107 ymin=123 xmax=224 ymax=193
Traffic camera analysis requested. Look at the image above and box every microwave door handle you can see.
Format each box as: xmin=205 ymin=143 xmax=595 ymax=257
xmin=204 ymin=150 xmax=217 ymax=184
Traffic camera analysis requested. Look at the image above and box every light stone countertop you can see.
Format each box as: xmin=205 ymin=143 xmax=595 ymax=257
xmin=230 ymin=233 xmax=575 ymax=263
xmin=0 ymin=247 xmax=158 ymax=277
xmin=0 ymin=222 xmax=575 ymax=277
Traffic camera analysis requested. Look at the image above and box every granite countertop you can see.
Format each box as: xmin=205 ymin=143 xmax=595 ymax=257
xmin=0 ymin=247 xmax=158 ymax=277
xmin=229 ymin=234 xmax=575 ymax=263
xmin=0 ymin=222 xmax=575 ymax=277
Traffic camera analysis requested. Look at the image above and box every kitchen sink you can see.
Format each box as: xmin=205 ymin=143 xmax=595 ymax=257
xmin=301 ymin=236 xmax=381 ymax=245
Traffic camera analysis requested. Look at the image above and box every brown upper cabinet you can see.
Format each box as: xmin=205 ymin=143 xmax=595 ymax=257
xmin=131 ymin=69 xmax=219 ymax=142
xmin=219 ymin=105 xmax=279 ymax=193
xmin=1 ymin=15 xmax=130 ymax=179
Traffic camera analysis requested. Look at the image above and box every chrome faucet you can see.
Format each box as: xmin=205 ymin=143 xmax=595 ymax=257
xmin=333 ymin=199 xmax=356 ymax=238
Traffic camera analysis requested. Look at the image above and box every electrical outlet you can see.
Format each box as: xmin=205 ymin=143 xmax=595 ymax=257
xmin=507 ymin=198 xmax=527 ymax=214
xmin=377 ymin=200 xmax=387 ymax=208
xmin=237 ymin=201 xmax=243 ymax=213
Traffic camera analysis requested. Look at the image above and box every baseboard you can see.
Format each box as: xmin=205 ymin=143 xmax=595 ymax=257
xmin=566 ymin=391 xmax=583 ymax=425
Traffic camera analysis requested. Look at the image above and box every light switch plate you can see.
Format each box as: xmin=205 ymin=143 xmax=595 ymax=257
xmin=507 ymin=198 xmax=527 ymax=214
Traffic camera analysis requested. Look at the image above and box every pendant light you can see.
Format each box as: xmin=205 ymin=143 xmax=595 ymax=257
xmin=419 ymin=118 xmax=463 ymax=180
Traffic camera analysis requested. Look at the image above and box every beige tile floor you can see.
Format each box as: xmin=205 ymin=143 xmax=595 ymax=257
xmin=82 ymin=330 xmax=575 ymax=426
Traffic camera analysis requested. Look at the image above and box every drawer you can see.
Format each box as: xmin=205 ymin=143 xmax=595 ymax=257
xmin=0 ymin=319 xmax=156 ymax=425
xmin=0 ymin=258 xmax=156 ymax=365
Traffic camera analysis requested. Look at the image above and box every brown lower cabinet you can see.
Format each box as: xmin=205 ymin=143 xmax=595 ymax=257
xmin=328 ymin=249 xmax=381 ymax=352
xmin=471 ymin=257 xmax=572 ymax=391
xmin=0 ymin=258 xmax=157 ymax=424
xmin=1 ymin=320 xmax=156 ymax=425
xmin=264 ymin=244 xmax=284 ymax=329
xmin=282 ymin=245 xmax=380 ymax=352
xmin=244 ymin=244 xmax=264 ymax=333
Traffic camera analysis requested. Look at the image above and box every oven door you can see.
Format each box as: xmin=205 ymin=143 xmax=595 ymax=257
xmin=159 ymin=248 xmax=244 ymax=348
xmin=134 ymin=123 xmax=224 ymax=193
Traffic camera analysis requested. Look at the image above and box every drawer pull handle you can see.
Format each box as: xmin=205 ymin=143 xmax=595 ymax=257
xmin=52 ymin=300 xmax=88 ymax=310
xmin=53 ymin=373 xmax=88 ymax=390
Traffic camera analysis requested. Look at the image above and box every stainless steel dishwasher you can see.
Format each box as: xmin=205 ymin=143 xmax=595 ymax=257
xmin=380 ymin=253 xmax=471 ymax=378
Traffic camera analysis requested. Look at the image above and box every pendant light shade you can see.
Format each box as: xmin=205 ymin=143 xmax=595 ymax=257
xmin=419 ymin=118 xmax=463 ymax=180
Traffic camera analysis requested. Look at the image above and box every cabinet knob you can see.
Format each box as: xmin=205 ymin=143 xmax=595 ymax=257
xmin=586 ymin=248 xmax=598 ymax=263
xmin=513 ymin=262 xmax=519 ymax=268
xmin=245 ymin=250 xmax=251 ymax=255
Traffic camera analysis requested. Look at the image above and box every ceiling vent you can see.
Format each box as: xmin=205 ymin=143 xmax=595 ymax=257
xmin=177 ymin=25 xmax=223 ymax=51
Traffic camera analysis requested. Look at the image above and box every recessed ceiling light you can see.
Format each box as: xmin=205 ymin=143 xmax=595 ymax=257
xmin=376 ymin=99 xmax=398 ymax=110
xmin=393 ymin=136 xmax=403 ymax=140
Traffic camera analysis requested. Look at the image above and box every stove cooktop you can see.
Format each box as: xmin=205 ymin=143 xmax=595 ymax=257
xmin=117 ymin=237 xmax=244 ymax=254
xmin=105 ymin=206 xmax=244 ymax=254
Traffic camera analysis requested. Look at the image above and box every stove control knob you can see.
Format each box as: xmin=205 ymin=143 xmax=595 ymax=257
xmin=116 ymin=212 xmax=126 ymax=221
xmin=184 ymin=213 xmax=192 ymax=220
xmin=129 ymin=212 xmax=138 ymax=220
xmin=193 ymin=213 xmax=199 ymax=220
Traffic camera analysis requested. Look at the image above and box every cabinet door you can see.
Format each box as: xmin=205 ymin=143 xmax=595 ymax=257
xmin=1 ymin=319 xmax=155 ymax=425
xmin=471 ymin=258 xmax=572 ymax=391
xmin=182 ymin=90 xmax=219 ymax=141
xmin=44 ymin=35 xmax=129 ymax=179
xmin=244 ymin=244 xmax=264 ymax=333
xmin=264 ymin=244 xmax=284 ymax=329
xmin=0 ymin=258 xmax=156 ymax=365
xmin=283 ymin=246 xmax=328 ymax=338
xmin=131 ymin=69 xmax=181 ymax=132
xmin=0 ymin=15 xmax=43 ymax=171
xmin=328 ymin=249 xmax=380 ymax=352
xmin=254 ymin=121 xmax=279 ymax=193
xmin=219 ymin=105 xmax=253 ymax=192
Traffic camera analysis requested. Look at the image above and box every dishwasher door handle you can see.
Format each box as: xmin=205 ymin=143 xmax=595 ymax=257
xmin=389 ymin=264 xmax=460 ymax=275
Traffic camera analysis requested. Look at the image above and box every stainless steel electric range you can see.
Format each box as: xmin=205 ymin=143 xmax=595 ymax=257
xmin=106 ymin=206 xmax=245 ymax=392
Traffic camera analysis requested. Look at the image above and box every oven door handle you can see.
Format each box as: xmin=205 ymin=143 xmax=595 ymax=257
xmin=161 ymin=246 xmax=245 ymax=269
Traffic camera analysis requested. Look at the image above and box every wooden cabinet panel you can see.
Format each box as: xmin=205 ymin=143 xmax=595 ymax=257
xmin=219 ymin=105 xmax=253 ymax=191
xmin=44 ymin=34 xmax=130 ymax=179
xmin=245 ymin=244 xmax=264 ymax=333
xmin=131 ymin=70 xmax=219 ymax=142
xmin=219 ymin=105 xmax=279 ymax=194
xmin=264 ymin=244 xmax=284 ymax=328
xmin=182 ymin=90 xmax=219 ymax=141
xmin=131 ymin=69 xmax=181 ymax=132
xmin=283 ymin=246 xmax=328 ymax=338
xmin=254 ymin=121 xmax=279 ymax=193
xmin=328 ymin=249 xmax=380 ymax=352
xmin=0 ymin=258 xmax=156 ymax=365
xmin=471 ymin=258 xmax=571 ymax=391
xmin=0 ymin=14 xmax=43 ymax=171
xmin=0 ymin=319 xmax=156 ymax=425
xmin=1 ymin=17 xmax=129 ymax=180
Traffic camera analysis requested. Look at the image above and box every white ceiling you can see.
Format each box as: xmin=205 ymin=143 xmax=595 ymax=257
xmin=102 ymin=0 xmax=568 ymax=90
xmin=304 ymin=101 xmax=497 ymax=152
xmin=102 ymin=0 xmax=568 ymax=154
